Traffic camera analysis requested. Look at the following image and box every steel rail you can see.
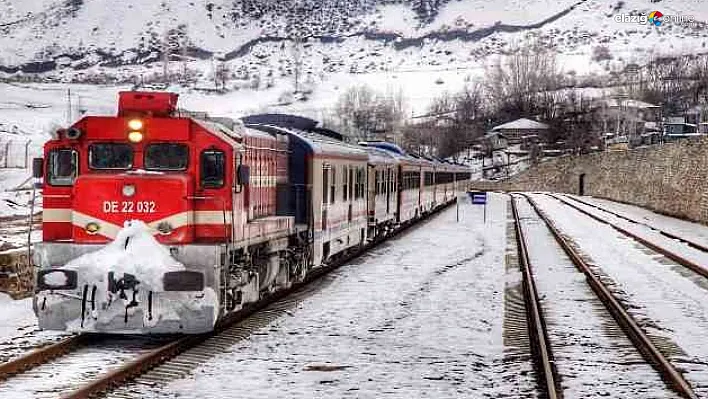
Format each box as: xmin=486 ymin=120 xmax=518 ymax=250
xmin=523 ymin=193 xmax=698 ymax=399
xmin=0 ymin=334 xmax=88 ymax=380
xmin=510 ymin=194 xmax=561 ymax=399
xmin=546 ymin=194 xmax=708 ymax=281
xmin=558 ymin=194 xmax=708 ymax=253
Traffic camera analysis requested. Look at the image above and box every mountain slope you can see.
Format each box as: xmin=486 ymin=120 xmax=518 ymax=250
xmin=1 ymin=0 xmax=704 ymax=75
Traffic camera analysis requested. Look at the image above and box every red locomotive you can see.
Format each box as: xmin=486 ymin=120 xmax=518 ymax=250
xmin=32 ymin=92 xmax=471 ymax=334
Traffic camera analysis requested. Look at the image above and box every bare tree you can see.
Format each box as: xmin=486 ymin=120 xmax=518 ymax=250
xmin=485 ymin=40 xmax=562 ymax=121
xmin=635 ymin=55 xmax=706 ymax=115
xmin=545 ymin=91 xmax=603 ymax=154
xmin=213 ymin=56 xmax=229 ymax=92
xmin=335 ymin=85 xmax=377 ymax=140
xmin=403 ymin=83 xmax=489 ymax=159
xmin=333 ymin=85 xmax=407 ymax=141
xmin=451 ymin=82 xmax=487 ymax=149
xmin=291 ymin=37 xmax=304 ymax=93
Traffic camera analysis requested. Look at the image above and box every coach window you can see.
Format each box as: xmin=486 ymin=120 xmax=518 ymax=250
xmin=201 ymin=150 xmax=225 ymax=188
xmin=322 ymin=167 xmax=329 ymax=204
xmin=145 ymin=143 xmax=188 ymax=171
xmin=47 ymin=149 xmax=78 ymax=186
xmin=89 ymin=143 xmax=132 ymax=170
xmin=330 ymin=166 xmax=336 ymax=204
xmin=342 ymin=166 xmax=348 ymax=201
xmin=349 ymin=167 xmax=354 ymax=200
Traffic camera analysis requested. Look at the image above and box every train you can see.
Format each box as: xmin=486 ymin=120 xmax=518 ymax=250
xmin=31 ymin=91 xmax=471 ymax=334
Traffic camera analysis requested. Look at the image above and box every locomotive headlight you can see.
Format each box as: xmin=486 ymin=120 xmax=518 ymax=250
xmin=156 ymin=222 xmax=173 ymax=235
xmin=122 ymin=184 xmax=136 ymax=197
xmin=128 ymin=131 xmax=143 ymax=143
xmin=37 ymin=269 xmax=78 ymax=291
xmin=127 ymin=119 xmax=144 ymax=130
xmin=85 ymin=222 xmax=101 ymax=235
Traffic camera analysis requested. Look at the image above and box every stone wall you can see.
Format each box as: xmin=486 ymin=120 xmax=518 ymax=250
xmin=471 ymin=137 xmax=708 ymax=224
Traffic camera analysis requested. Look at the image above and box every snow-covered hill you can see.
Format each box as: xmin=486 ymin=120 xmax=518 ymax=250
xmin=1 ymin=0 xmax=706 ymax=79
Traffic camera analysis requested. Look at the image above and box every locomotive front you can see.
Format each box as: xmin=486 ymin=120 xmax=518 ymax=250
xmin=33 ymin=92 xmax=236 ymax=334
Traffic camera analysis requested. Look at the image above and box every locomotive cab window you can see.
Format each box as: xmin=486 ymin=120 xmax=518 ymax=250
xmin=145 ymin=143 xmax=188 ymax=170
xmin=47 ymin=149 xmax=78 ymax=186
xmin=201 ymin=150 xmax=225 ymax=188
xmin=89 ymin=143 xmax=133 ymax=170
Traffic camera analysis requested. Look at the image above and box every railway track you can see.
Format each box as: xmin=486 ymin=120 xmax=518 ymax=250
xmin=0 ymin=200 xmax=456 ymax=399
xmin=0 ymin=335 xmax=174 ymax=399
xmin=557 ymin=194 xmax=708 ymax=252
xmin=509 ymin=195 xmax=560 ymax=399
xmin=0 ymin=334 xmax=86 ymax=380
xmin=513 ymin=193 xmax=697 ymax=399
xmin=547 ymin=193 xmax=708 ymax=281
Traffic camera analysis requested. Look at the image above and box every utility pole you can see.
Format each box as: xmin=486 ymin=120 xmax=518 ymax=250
xmin=162 ymin=30 xmax=170 ymax=82
xmin=66 ymin=89 xmax=72 ymax=124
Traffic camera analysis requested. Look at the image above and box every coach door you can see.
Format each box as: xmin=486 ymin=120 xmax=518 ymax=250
xmin=386 ymin=168 xmax=391 ymax=214
xmin=321 ymin=165 xmax=329 ymax=231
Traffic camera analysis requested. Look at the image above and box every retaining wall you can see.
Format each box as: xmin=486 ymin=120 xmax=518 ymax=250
xmin=471 ymin=137 xmax=708 ymax=224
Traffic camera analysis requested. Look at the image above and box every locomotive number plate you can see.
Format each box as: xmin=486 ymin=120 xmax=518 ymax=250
xmin=103 ymin=201 xmax=157 ymax=214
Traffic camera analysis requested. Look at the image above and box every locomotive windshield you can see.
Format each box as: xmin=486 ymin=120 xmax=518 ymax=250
xmin=145 ymin=143 xmax=189 ymax=171
xmin=200 ymin=150 xmax=225 ymax=188
xmin=47 ymin=149 xmax=78 ymax=186
xmin=89 ymin=143 xmax=133 ymax=170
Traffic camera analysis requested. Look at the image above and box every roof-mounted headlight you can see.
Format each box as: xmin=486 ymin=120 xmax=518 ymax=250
xmin=128 ymin=119 xmax=144 ymax=130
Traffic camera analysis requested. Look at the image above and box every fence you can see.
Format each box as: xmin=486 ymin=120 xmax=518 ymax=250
xmin=0 ymin=138 xmax=35 ymax=169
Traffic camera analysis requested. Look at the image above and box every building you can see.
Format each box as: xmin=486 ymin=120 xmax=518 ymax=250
xmin=687 ymin=105 xmax=708 ymax=134
xmin=593 ymin=97 xmax=662 ymax=146
xmin=663 ymin=115 xmax=701 ymax=142
xmin=480 ymin=131 xmax=509 ymax=153
xmin=490 ymin=118 xmax=549 ymax=144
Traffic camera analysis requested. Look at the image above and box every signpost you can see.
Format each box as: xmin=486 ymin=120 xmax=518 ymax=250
xmin=468 ymin=191 xmax=488 ymax=223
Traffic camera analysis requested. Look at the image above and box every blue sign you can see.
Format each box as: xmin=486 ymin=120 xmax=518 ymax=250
xmin=469 ymin=191 xmax=487 ymax=205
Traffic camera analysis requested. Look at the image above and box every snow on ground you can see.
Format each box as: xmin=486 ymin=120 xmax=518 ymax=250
xmin=3 ymin=191 xmax=708 ymax=395
xmin=532 ymin=193 xmax=708 ymax=396
xmin=0 ymin=336 xmax=167 ymax=399
xmin=0 ymin=167 xmax=41 ymax=250
xmin=557 ymin=194 xmax=708 ymax=273
xmin=0 ymin=168 xmax=38 ymax=216
xmin=573 ymin=194 xmax=708 ymax=246
xmin=0 ymin=292 xmax=35 ymax=340
xmin=142 ymin=194 xmax=538 ymax=398
xmin=515 ymin=196 xmax=675 ymax=398
xmin=0 ymin=292 xmax=64 ymax=363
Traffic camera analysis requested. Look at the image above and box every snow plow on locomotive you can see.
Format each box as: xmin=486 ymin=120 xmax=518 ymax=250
xmin=31 ymin=91 xmax=471 ymax=334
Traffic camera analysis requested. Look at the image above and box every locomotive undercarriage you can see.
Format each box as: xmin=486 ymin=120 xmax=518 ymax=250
xmin=222 ymin=231 xmax=312 ymax=314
